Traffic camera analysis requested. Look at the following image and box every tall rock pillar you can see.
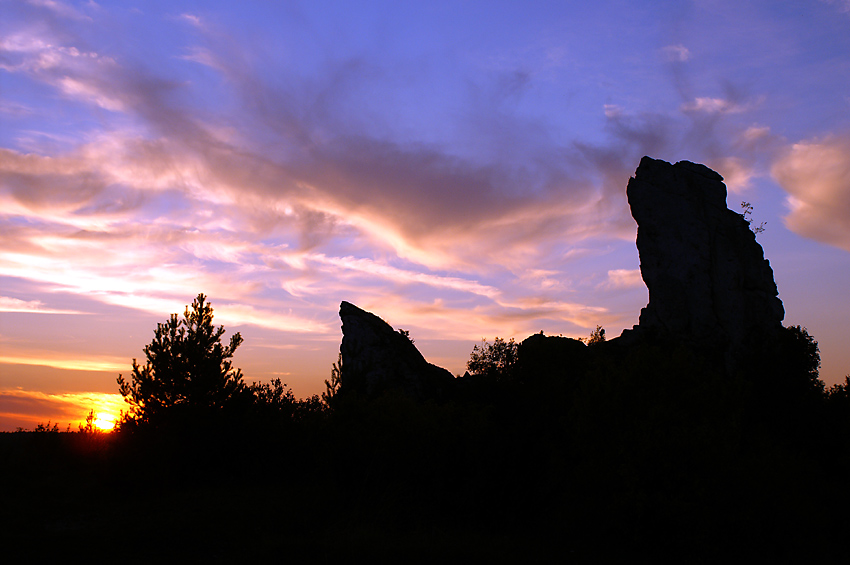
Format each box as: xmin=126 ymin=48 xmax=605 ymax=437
xmin=625 ymin=157 xmax=784 ymax=360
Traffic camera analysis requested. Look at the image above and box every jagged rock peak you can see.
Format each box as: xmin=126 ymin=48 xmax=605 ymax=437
xmin=338 ymin=301 xmax=454 ymax=400
xmin=625 ymin=156 xmax=784 ymax=350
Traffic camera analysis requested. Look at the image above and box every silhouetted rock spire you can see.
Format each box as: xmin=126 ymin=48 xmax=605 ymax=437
xmin=624 ymin=156 xmax=784 ymax=358
xmin=338 ymin=301 xmax=454 ymax=400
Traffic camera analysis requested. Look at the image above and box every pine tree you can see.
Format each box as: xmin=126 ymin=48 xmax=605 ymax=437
xmin=117 ymin=294 xmax=246 ymax=430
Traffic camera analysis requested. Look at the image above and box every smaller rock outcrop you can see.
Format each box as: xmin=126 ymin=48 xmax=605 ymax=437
xmin=339 ymin=301 xmax=454 ymax=400
xmin=517 ymin=333 xmax=589 ymax=384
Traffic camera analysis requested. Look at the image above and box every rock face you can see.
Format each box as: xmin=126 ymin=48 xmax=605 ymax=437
xmin=625 ymin=156 xmax=784 ymax=355
xmin=339 ymin=301 xmax=454 ymax=400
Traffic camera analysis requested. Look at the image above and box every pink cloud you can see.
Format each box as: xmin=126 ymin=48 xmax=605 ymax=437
xmin=605 ymin=269 xmax=642 ymax=289
xmin=772 ymin=134 xmax=850 ymax=251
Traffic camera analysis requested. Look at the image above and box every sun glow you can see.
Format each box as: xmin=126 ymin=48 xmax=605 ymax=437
xmin=93 ymin=415 xmax=117 ymax=431
xmin=0 ymin=389 xmax=127 ymax=432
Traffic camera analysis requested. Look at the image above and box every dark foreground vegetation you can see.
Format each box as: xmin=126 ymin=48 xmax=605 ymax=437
xmin=4 ymin=295 xmax=850 ymax=563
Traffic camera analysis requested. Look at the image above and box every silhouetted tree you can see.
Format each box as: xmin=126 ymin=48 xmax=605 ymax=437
xmin=78 ymin=410 xmax=99 ymax=434
xmin=825 ymin=376 xmax=850 ymax=449
xmin=244 ymin=377 xmax=299 ymax=432
xmin=774 ymin=325 xmax=824 ymax=398
xmin=323 ymin=352 xmax=343 ymax=405
xmin=117 ymin=294 xmax=248 ymax=430
xmin=467 ymin=337 xmax=518 ymax=382
xmin=827 ymin=376 xmax=850 ymax=404
xmin=397 ymin=328 xmax=414 ymax=344
xmin=584 ymin=325 xmax=606 ymax=345
xmin=34 ymin=422 xmax=60 ymax=433
xmin=250 ymin=378 xmax=294 ymax=409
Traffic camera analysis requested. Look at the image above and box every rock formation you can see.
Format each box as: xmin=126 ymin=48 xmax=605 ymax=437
xmin=624 ymin=156 xmax=784 ymax=359
xmin=338 ymin=301 xmax=454 ymax=400
xmin=517 ymin=333 xmax=589 ymax=383
xmin=337 ymin=156 xmax=788 ymax=398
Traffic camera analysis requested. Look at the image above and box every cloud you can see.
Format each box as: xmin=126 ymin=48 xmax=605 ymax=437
xmin=0 ymin=296 xmax=84 ymax=314
xmin=662 ymin=44 xmax=691 ymax=62
xmin=58 ymin=76 xmax=125 ymax=111
xmin=709 ymin=156 xmax=755 ymax=194
xmin=681 ymin=97 xmax=747 ymax=114
xmin=12 ymin=6 xmax=772 ymax=284
xmin=213 ymin=303 xmax=332 ymax=333
xmin=0 ymin=353 xmax=127 ymax=373
xmin=26 ymin=0 xmax=91 ymax=21
xmin=741 ymin=125 xmax=771 ymax=143
xmin=308 ymin=254 xmax=500 ymax=298
xmin=0 ymin=100 xmax=34 ymax=116
xmin=179 ymin=13 xmax=204 ymax=28
xmin=603 ymin=104 xmax=623 ymax=118
xmin=0 ymin=26 xmax=612 ymax=276
xmin=179 ymin=46 xmax=223 ymax=71
xmin=0 ymin=28 xmax=129 ymax=122
xmin=821 ymin=0 xmax=850 ymax=13
xmin=772 ymin=134 xmax=850 ymax=251
xmin=605 ymin=269 xmax=642 ymax=289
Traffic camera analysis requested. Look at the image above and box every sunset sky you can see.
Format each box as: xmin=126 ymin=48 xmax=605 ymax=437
xmin=2 ymin=0 xmax=849 ymax=431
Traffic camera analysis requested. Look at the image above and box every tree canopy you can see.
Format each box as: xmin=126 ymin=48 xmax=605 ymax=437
xmin=117 ymin=294 xmax=248 ymax=429
xmin=466 ymin=337 xmax=518 ymax=382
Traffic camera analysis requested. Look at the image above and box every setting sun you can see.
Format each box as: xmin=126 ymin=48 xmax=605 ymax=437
xmin=93 ymin=416 xmax=116 ymax=432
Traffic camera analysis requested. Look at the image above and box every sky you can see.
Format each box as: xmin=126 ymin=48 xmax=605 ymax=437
xmin=1 ymin=0 xmax=849 ymax=431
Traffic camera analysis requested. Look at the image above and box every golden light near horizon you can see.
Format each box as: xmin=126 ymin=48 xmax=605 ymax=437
xmin=92 ymin=415 xmax=117 ymax=432
xmin=79 ymin=398 xmax=124 ymax=432
xmin=0 ymin=390 xmax=127 ymax=433
xmin=76 ymin=406 xmax=120 ymax=432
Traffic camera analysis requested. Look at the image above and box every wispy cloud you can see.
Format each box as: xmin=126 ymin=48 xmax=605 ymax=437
xmin=605 ymin=269 xmax=642 ymax=289
xmin=681 ymin=97 xmax=747 ymax=114
xmin=662 ymin=44 xmax=691 ymax=62
xmin=213 ymin=303 xmax=332 ymax=333
xmin=27 ymin=0 xmax=92 ymax=21
xmin=58 ymin=76 xmax=125 ymax=111
xmin=178 ymin=13 xmax=204 ymax=28
xmin=0 ymin=296 xmax=84 ymax=314
xmin=179 ymin=46 xmax=223 ymax=71
xmin=0 ymin=352 xmax=126 ymax=373
xmin=822 ymin=0 xmax=850 ymax=14
xmin=309 ymin=254 xmax=500 ymax=298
